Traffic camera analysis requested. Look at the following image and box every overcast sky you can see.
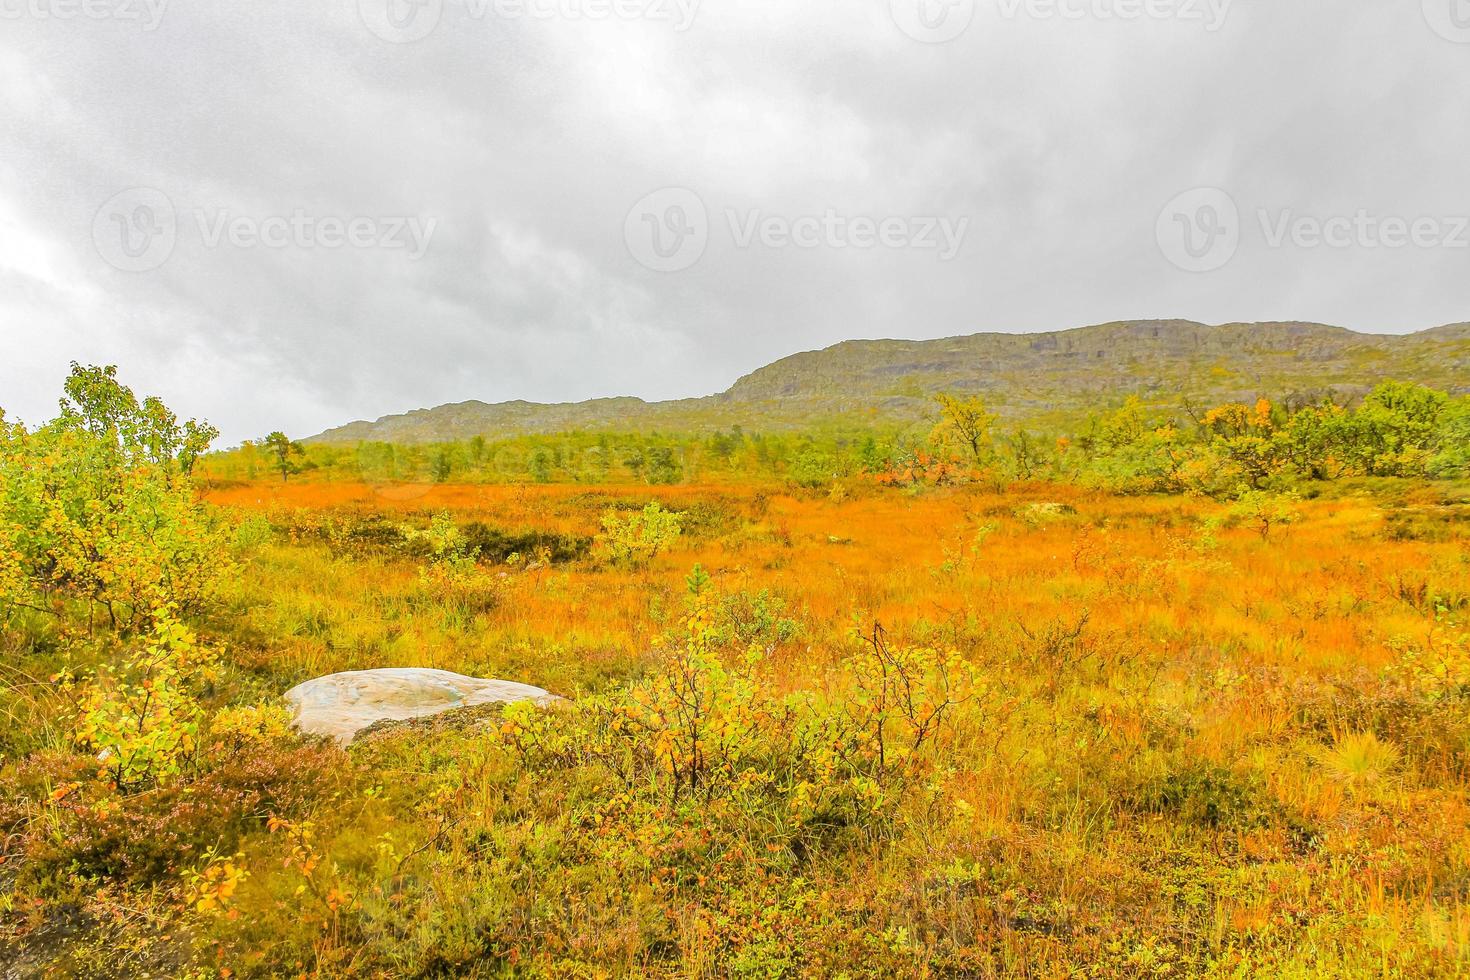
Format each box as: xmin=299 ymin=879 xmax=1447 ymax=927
xmin=2 ymin=0 xmax=1468 ymax=444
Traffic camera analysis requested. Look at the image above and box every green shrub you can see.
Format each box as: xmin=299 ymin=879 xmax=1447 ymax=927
xmin=593 ymin=503 xmax=683 ymax=568
xmin=1124 ymin=764 xmax=1275 ymax=829
xmin=0 ymin=365 xmax=227 ymax=631
xmin=73 ymin=608 xmax=218 ymax=792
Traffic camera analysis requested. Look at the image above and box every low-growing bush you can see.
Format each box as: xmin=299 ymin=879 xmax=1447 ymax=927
xmin=13 ymin=739 xmax=336 ymax=888
xmin=593 ymin=503 xmax=684 ymax=568
xmin=73 ymin=607 xmax=219 ymax=792
xmin=459 ymin=522 xmax=590 ymax=564
xmin=1122 ymin=764 xmax=1278 ymax=829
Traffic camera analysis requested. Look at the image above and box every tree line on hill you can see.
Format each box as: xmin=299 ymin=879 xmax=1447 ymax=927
xmin=206 ymin=381 xmax=1469 ymax=497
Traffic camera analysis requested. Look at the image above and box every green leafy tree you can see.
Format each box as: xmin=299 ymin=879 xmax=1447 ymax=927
xmin=529 ymin=448 xmax=553 ymax=483
xmin=1350 ymin=382 xmax=1451 ymax=476
xmin=1200 ymin=400 xmax=1284 ymax=489
xmin=1428 ymin=396 xmax=1470 ymax=478
xmin=1089 ymin=396 xmax=1151 ymax=452
xmin=263 ymin=431 xmax=306 ymax=482
xmin=788 ymin=447 xmax=837 ymax=488
xmin=1281 ymin=402 xmax=1353 ymax=480
xmin=0 ymin=365 xmax=228 ymax=630
xmin=1005 ymin=429 xmax=1045 ymax=481
xmin=932 ymin=394 xmax=997 ymax=464
xmin=646 ymin=447 xmax=682 ymax=485
xmin=430 ymin=448 xmax=454 ymax=483
xmin=54 ymin=363 xmax=220 ymax=478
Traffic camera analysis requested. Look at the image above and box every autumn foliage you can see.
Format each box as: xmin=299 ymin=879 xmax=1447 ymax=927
xmin=1 ymin=369 xmax=1468 ymax=976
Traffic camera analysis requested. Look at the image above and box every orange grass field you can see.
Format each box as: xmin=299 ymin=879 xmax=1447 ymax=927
xmin=205 ymin=479 xmax=1453 ymax=690
xmin=8 ymin=476 xmax=1464 ymax=976
xmin=164 ymin=478 xmax=1470 ymax=974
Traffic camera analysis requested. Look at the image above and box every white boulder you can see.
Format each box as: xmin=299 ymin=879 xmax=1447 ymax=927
xmin=283 ymin=668 xmax=558 ymax=745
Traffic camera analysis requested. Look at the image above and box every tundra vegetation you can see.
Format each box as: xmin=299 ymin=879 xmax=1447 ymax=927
xmin=1 ymin=366 xmax=1468 ymax=977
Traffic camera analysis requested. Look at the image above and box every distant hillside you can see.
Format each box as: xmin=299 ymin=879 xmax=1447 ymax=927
xmin=307 ymin=320 xmax=1470 ymax=444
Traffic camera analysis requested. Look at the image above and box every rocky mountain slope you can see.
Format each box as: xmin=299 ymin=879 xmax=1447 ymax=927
xmin=308 ymin=320 xmax=1470 ymax=444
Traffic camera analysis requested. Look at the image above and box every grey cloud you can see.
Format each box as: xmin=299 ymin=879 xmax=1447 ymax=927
xmin=1 ymin=0 xmax=1467 ymax=444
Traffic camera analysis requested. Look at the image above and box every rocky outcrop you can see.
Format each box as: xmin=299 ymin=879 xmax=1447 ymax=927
xmin=283 ymin=668 xmax=559 ymax=745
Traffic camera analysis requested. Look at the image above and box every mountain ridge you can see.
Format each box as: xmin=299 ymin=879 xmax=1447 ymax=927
xmin=307 ymin=320 xmax=1470 ymax=444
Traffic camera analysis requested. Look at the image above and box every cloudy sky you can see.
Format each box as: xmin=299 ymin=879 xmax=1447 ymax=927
xmin=2 ymin=0 xmax=1468 ymax=444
